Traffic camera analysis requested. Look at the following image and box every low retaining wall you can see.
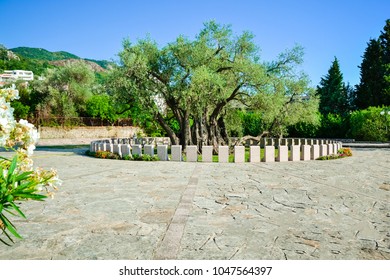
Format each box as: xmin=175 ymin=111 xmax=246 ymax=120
xmin=90 ymin=138 xmax=343 ymax=163
xmin=38 ymin=126 xmax=143 ymax=140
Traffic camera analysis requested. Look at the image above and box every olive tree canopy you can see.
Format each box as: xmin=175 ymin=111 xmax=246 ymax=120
xmin=111 ymin=21 xmax=318 ymax=151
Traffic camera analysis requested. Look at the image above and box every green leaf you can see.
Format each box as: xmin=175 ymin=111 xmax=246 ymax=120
xmin=8 ymin=156 xmax=17 ymax=178
xmin=15 ymin=171 xmax=34 ymax=182
xmin=0 ymin=226 xmax=14 ymax=246
xmin=0 ymin=214 xmax=22 ymax=239
xmin=13 ymin=193 xmax=47 ymax=200
xmin=9 ymin=202 xmax=26 ymax=219
xmin=16 ymin=181 xmax=37 ymax=190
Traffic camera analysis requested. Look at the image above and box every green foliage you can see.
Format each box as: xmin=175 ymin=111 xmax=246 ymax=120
xmin=239 ymin=111 xmax=263 ymax=136
xmin=317 ymin=148 xmax=353 ymax=160
xmin=348 ymin=106 xmax=389 ymax=141
xmin=10 ymin=101 xmax=30 ymax=119
xmin=356 ymin=19 xmax=390 ymax=108
xmin=94 ymin=150 xmax=121 ymax=160
xmin=0 ymin=51 xmax=51 ymax=76
xmin=85 ymin=59 xmax=114 ymax=70
xmin=356 ymin=39 xmax=385 ymax=108
xmin=132 ymin=154 xmax=159 ymax=161
xmin=0 ymin=156 xmax=55 ymax=245
xmin=113 ymin=21 xmax=318 ymax=147
xmin=317 ymin=57 xmax=349 ymax=115
xmin=287 ymin=120 xmax=320 ymax=138
xmin=86 ymin=94 xmax=117 ymax=122
xmin=32 ymin=61 xmax=95 ymax=118
xmin=90 ymin=150 xmax=159 ymax=161
xmin=318 ymin=113 xmax=349 ymax=138
xmin=10 ymin=47 xmax=79 ymax=61
xmin=10 ymin=47 xmax=113 ymax=70
xmin=225 ymin=109 xmax=244 ymax=137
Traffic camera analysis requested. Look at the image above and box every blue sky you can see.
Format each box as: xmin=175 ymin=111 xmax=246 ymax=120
xmin=1 ymin=0 xmax=389 ymax=87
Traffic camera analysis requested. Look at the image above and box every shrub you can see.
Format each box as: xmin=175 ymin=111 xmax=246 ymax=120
xmin=132 ymin=154 xmax=159 ymax=161
xmin=318 ymin=113 xmax=349 ymax=138
xmin=317 ymin=147 xmax=352 ymax=160
xmin=90 ymin=150 xmax=159 ymax=161
xmin=94 ymin=150 xmax=121 ymax=160
xmin=338 ymin=147 xmax=352 ymax=157
xmin=348 ymin=106 xmax=389 ymax=141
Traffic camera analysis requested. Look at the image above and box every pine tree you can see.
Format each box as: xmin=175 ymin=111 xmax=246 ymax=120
xmin=317 ymin=57 xmax=348 ymax=115
xmin=355 ymin=39 xmax=384 ymax=108
xmin=356 ymin=19 xmax=390 ymax=108
xmin=379 ymin=19 xmax=390 ymax=105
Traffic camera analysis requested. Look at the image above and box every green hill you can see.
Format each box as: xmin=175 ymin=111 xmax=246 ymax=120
xmin=10 ymin=47 xmax=113 ymax=69
xmin=11 ymin=47 xmax=79 ymax=61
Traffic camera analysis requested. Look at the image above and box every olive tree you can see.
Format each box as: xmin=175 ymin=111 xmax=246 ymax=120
xmin=112 ymin=21 xmax=318 ymax=151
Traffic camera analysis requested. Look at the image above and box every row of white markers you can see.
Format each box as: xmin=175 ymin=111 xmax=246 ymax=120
xmin=90 ymin=139 xmax=343 ymax=162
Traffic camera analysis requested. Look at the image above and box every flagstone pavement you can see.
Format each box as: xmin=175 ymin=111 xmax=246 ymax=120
xmin=0 ymin=147 xmax=389 ymax=260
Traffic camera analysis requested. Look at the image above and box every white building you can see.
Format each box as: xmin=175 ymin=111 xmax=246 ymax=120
xmin=0 ymin=70 xmax=34 ymax=86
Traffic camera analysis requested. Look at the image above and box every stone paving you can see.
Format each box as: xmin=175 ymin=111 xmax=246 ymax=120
xmin=0 ymin=148 xmax=389 ymax=260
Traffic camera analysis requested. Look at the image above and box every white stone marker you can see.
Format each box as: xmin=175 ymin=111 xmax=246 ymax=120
xmin=132 ymin=145 xmax=142 ymax=156
xmin=218 ymin=146 xmax=229 ymax=163
xmin=277 ymin=145 xmax=289 ymax=162
xmin=311 ymin=145 xmax=320 ymax=160
xmin=333 ymin=143 xmax=338 ymax=154
xmin=186 ymin=145 xmax=198 ymax=162
xmin=121 ymin=144 xmax=131 ymax=157
xmin=144 ymin=145 xmax=154 ymax=156
xmin=328 ymin=144 xmax=334 ymax=155
xmin=249 ymin=146 xmax=261 ymax=163
xmin=157 ymin=145 xmax=168 ymax=161
xmin=290 ymin=145 xmax=300 ymax=161
xmin=202 ymin=146 xmax=213 ymax=162
xmin=234 ymin=146 xmax=245 ymax=163
xmin=98 ymin=143 xmax=105 ymax=151
xmin=301 ymin=145 xmax=311 ymax=161
xmin=263 ymin=146 xmax=275 ymax=162
xmin=171 ymin=145 xmax=182 ymax=161
xmin=113 ymin=144 xmax=122 ymax=157
xmin=104 ymin=143 xmax=113 ymax=153
xmin=320 ymin=144 xmax=328 ymax=157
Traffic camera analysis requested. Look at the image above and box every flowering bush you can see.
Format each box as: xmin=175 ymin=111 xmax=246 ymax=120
xmin=0 ymin=85 xmax=61 ymax=246
xmin=94 ymin=150 xmax=121 ymax=160
xmin=317 ymin=147 xmax=353 ymax=160
xmin=88 ymin=150 xmax=159 ymax=161
xmin=338 ymin=147 xmax=352 ymax=157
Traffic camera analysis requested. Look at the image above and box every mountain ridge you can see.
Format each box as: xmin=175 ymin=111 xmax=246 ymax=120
xmin=10 ymin=46 xmax=114 ymax=70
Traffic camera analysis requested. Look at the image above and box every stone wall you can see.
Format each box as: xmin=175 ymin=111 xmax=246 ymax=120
xmin=38 ymin=126 xmax=142 ymax=140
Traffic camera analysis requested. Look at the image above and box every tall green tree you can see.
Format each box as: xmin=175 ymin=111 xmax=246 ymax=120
xmin=317 ymin=57 xmax=349 ymax=115
xmin=32 ymin=61 xmax=95 ymax=119
xmin=356 ymin=19 xmax=390 ymax=108
xmin=380 ymin=19 xmax=390 ymax=105
xmin=111 ymin=21 xmax=318 ymax=150
xmin=355 ymin=39 xmax=384 ymax=108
